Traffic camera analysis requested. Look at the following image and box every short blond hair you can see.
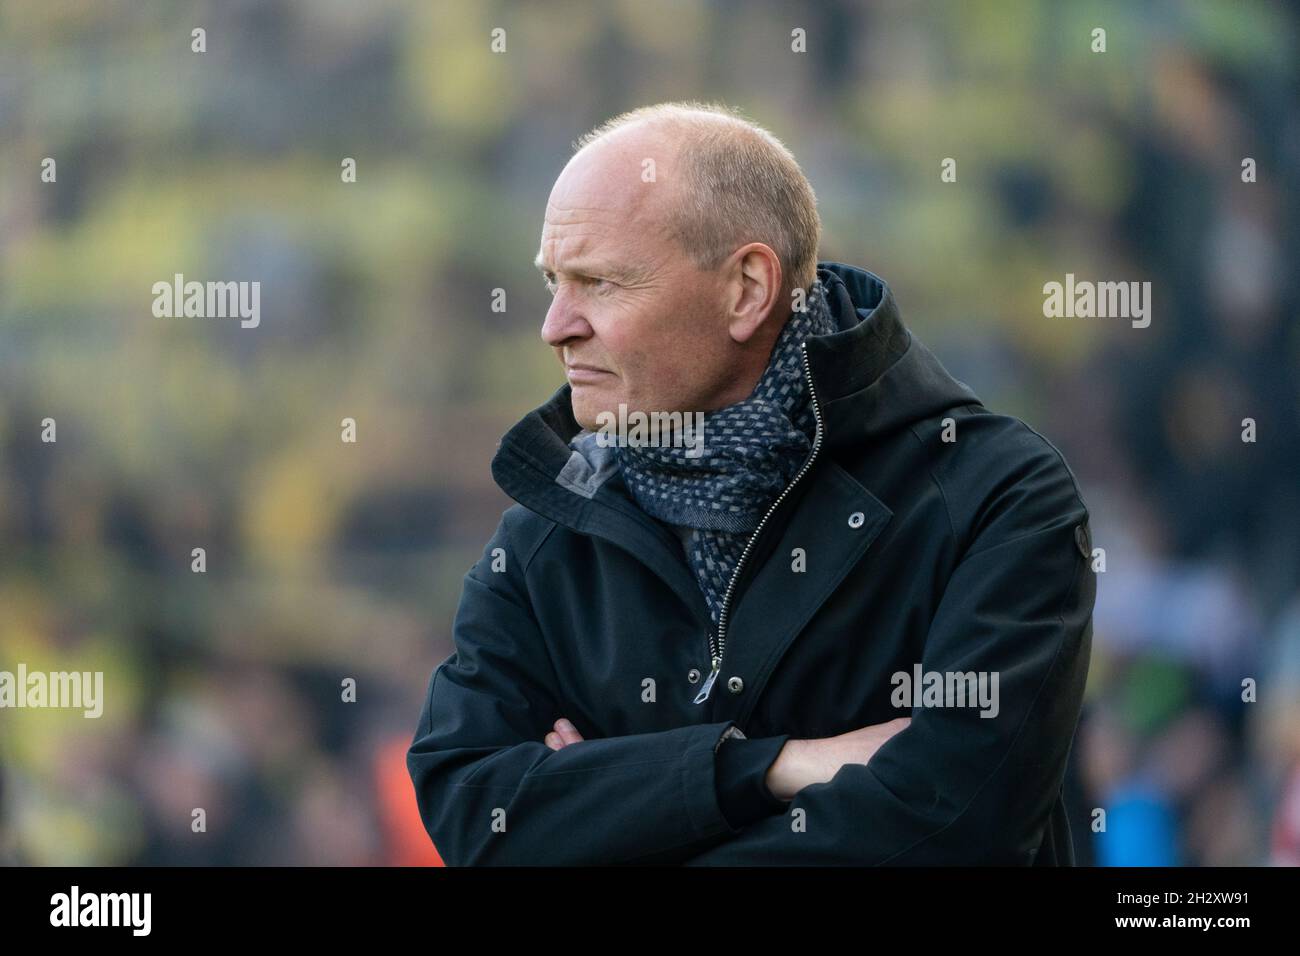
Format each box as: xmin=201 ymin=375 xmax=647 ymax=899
xmin=573 ymin=100 xmax=822 ymax=296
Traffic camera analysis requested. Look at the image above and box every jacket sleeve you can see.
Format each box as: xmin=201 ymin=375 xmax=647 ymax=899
xmin=406 ymin=510 xmax=749 ymax=866
xmin=684 ymin=447 xmax=1096 ymax=865
xmin=715 ymin=735 xmax=793 ymax=829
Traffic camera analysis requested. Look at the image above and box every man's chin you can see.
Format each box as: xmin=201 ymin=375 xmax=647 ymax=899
xmin=569 ymin=391 xmax=613 ymax=433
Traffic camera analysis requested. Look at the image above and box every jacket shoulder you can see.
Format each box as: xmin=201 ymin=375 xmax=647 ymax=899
xmin=473 ymin=504 xmax=564 ymax=587
xmin=488 ymin=503 xmax=558 ymax=578
xmin=911 ymin=406 xmax=1089 ymax=553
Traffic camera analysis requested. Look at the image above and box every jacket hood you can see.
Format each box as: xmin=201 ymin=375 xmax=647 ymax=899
xmin=491 ymin=262 xmax=982 ymax=505
xmin=809 ymin=261 xmax=981 ymax=451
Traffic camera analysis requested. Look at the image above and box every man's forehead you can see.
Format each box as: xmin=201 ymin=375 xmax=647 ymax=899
xmin=535 ymin=206 xmax=644 ymax=274
xmin=543 ymin=178 xmax=651 ymax=231
xmin=534 ymin=234 xmax=623 ymax=274
xmin=536 ymin=138 xmax=676 ymax=274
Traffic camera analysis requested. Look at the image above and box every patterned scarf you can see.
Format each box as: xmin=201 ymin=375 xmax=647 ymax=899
xmin=615 ymin=279 xmax=837 ymax=625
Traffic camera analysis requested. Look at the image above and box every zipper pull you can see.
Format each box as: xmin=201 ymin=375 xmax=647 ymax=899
xmin=693 ymin=658 xmax=721 ymax=704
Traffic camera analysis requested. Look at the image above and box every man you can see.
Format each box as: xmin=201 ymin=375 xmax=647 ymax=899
xmin=407 ymin=101 xmax=1095 ymax=865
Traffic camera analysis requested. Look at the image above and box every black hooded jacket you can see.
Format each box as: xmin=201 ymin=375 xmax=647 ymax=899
xmin=407 ymin=262 xmax=1095 ymax=865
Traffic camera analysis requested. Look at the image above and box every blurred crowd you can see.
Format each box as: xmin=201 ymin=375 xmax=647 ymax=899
xmin=1 ymin=0 xmax=1296 ymax=865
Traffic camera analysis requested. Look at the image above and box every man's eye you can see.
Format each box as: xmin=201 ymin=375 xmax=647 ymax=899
xmin=542 ymin=274 xmax=613 ymax=295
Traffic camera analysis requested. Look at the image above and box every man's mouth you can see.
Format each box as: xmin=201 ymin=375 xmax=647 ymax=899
xmin=565 ymin=364 xmax=612 ymax=384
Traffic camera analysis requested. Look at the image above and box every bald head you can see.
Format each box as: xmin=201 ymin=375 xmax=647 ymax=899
xmin=569 ymin=101 xmax=822 ymax=297
xmin=552 ymin=120 xmax=687 ymax=256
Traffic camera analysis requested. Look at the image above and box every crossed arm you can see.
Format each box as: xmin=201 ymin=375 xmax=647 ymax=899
xmin=544 ymin=714 xmax=913 ymax=814
xmin=408 ymin=460 xmax=1094 ymax=865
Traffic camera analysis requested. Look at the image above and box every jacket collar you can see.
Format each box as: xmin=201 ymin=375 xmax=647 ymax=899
xmin=811 ymin=262 xmax=981 ymax=450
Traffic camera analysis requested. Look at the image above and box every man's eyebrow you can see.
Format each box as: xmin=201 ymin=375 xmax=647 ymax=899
xmin=533 ymin=254 xmax=642 ymax=282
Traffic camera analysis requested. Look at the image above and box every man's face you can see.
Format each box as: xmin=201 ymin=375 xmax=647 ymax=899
xmin=536 ymin=129 xmax=748 ymax=431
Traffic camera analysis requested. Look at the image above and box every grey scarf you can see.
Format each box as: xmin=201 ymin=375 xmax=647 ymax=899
xmin=615 ymin=280 xmax=836 ymax=624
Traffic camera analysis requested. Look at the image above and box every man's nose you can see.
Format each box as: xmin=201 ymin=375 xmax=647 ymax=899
xmin=540 ymin=289 xmax=591 ymax=347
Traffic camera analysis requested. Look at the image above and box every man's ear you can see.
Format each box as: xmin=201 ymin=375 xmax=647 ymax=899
xmin=725 ymin=243 xmax=783 ymax=345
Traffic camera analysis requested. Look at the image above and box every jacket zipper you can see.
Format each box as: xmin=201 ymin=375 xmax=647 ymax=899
xmin=694 ymin=340 xmax=825 ymax=704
